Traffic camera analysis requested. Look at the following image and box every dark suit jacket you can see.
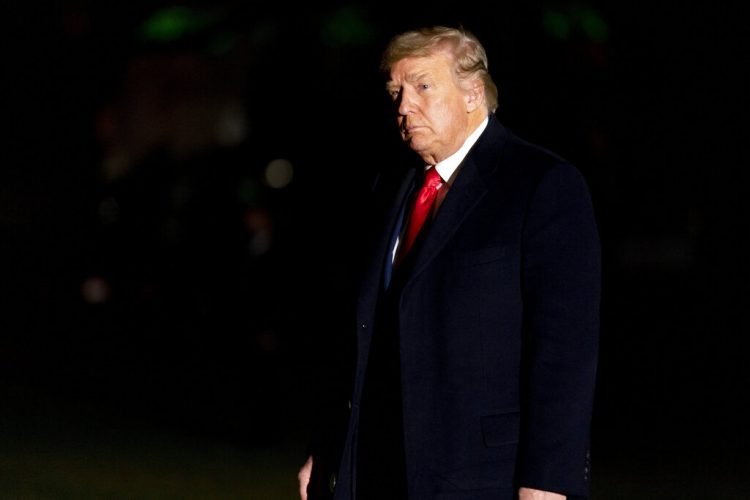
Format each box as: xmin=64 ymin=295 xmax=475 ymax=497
xmin=319 ymin=114 xmax=600 ymax=500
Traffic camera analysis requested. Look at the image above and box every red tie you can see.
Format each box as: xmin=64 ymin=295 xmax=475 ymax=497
xmin=396 ymin=167 xmax=443 ymax=265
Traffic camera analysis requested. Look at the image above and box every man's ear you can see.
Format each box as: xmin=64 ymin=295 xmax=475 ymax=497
xmin=464 ymin=80 xmax=485 ymax=112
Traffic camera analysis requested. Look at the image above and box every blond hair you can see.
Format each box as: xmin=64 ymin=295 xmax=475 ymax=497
xmin=380 ymin=26 xmax=499 ymax=112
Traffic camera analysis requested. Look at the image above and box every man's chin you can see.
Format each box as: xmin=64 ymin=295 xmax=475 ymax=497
xmin=405 ymin=137 xmax=426 ymax=154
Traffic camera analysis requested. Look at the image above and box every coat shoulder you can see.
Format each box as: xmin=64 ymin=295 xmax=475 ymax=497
xmin=480 ymin=117 xmax=582 ymax=184
xmin=503 ymin=130 xmax=581 ymax=181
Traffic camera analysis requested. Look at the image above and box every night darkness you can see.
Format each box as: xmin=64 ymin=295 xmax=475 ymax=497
xmin=3 ymin=1 xmax=749 ymax=498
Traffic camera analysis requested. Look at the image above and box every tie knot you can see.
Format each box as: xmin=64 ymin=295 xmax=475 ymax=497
xmin=395 ymin=167 xmax=443 ymax=267
xmin=423 ymin=167 xmax=443 ymax=189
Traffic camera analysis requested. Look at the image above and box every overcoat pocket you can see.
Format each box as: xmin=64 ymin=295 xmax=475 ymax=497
xmin=456 ymin=246 xmax=507 ymax=267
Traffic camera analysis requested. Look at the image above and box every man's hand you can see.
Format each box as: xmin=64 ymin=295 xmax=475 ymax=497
xmin=298 ymin=455 xmax=313 ymax=500
xmin=519 ymin=487 xmax=566 ymax=499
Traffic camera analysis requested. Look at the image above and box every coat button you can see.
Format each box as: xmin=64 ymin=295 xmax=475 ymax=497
xmin=329 ymin=473 xmax=337 ymax=493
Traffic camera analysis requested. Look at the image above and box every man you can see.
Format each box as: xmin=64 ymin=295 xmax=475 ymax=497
xmin=300 ymin=25 xmax=601 ymax=500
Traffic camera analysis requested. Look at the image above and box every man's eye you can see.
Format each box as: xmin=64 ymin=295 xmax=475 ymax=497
xmin=389 ymin=90 xmax=400 ymax=100
xmin=420 ymin=84 xmax=430 ymax=91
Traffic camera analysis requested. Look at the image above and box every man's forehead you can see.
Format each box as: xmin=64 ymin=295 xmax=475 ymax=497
xmin=388 ymin=53 xmax=450 ymax=84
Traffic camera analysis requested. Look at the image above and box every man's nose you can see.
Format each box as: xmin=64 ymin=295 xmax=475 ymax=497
xmin=397 ymin=89 xmax=414 ymax=115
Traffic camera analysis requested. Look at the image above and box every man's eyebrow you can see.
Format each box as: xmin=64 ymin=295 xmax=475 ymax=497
xmin=385 ymin=72 xmax=431 ymax=91
xmin=406 ymin=71 xmax=430 ymax=82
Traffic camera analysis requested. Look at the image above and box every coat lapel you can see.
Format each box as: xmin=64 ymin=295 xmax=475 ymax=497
xmin=356 ymin=168 xmax=417 ymax=341
xmin=407 ymin=117 xmax=510 ymax=284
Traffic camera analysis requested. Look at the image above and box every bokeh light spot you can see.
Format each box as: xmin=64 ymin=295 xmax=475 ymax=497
xmin=264 ymin=158 xmax=294 ymax=189
xmin=321 ymin=6 xmax=373 ymax=47
xmin=98 ymin=197 xmax=119 ymax=225
xmin=81 ymin=276 xmax=111 ymax=305
xmin=137 ymin=6 xmax=216 ymax=43
xmin=579 ymin=9 xmax=609 ymax=42
xmin=238 ymin=178 xmax=261 ymax=204
xmin=244 ymin=208 xmax=272 ymax=256
xmin=542 ymin=10 xmax=571 ymax=39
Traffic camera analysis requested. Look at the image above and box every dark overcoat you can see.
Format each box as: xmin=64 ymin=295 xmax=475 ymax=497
xmin=328 ymin=114 xmax=601 ymax=500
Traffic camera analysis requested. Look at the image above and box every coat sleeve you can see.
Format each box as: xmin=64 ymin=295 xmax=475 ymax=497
xmin=516 ymin=161 xmax=601 ymax=498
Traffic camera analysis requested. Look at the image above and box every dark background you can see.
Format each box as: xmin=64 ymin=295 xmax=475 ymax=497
xmin=3 ymin=1 xmax=748 ymax=497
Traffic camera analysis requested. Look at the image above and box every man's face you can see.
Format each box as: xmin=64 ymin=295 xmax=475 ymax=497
xmin=387 ymin=50 xmax=472 ymax=165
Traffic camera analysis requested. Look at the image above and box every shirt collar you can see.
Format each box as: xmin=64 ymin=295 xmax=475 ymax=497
xmin=430 ymin=116 xmax=489 ymax=183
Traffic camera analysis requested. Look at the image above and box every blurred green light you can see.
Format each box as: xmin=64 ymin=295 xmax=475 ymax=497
xmin=209 ymin=32 xmax=237 ymax=55
xmin=238 ymin=178 xmax=261 ymax=204
xmin=579 ymin=9 xmax=609 ymax=42
xmin=138 ymin=6 xmax=215 ymax=42
xmin=321 ymin=6 xmax=373 ymax=47
xmin=542 ymin=10 xmax=571 ymax=40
